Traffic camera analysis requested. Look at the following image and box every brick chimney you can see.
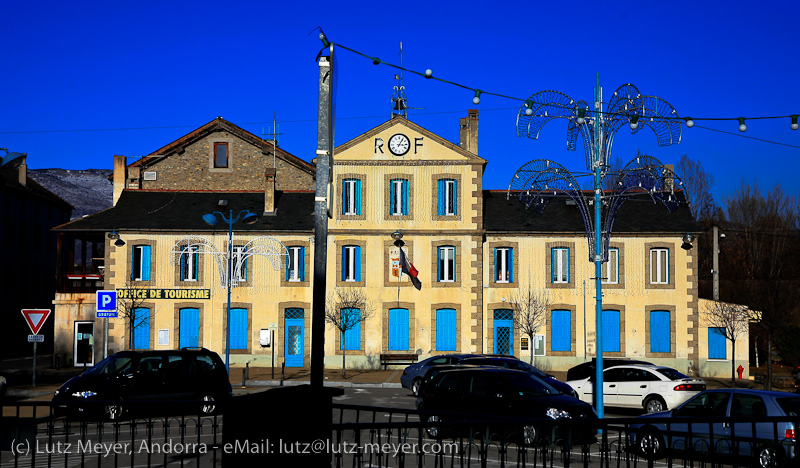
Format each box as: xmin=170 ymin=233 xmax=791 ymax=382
xmin=459 ymin=109 xmax=479 ymax=155
xmin=112 ymin=155 xmax=126 ymax=206
xmin=17 ymin=154 xmax=27 ymax=186
xmin=264 ymin=168 xmax=276 ymax=215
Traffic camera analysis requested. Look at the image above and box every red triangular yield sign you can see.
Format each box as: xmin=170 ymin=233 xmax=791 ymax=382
xmin=21 ymin=309 xmax=51 ymax=335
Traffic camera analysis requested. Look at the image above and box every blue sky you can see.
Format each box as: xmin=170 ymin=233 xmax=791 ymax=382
xmin=2 ymin=1 xmax=798 ymax=205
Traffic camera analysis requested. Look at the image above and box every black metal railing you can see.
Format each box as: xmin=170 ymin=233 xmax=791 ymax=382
xmin=3 ymin=400 xmax=800 ymax=467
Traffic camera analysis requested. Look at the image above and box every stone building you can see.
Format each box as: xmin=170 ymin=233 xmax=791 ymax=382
xmin=51 ymin=113 xmax=742 ymax=377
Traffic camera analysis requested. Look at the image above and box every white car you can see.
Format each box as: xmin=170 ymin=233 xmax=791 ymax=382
xmin=566 ymin=364 xmax=706 ymax=413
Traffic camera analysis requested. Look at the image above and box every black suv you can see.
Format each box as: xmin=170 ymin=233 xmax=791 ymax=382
xmin=416 ymin=367 xmax=597 ymax=446
xmin=53 ymin=348 xmax=231 ymax=420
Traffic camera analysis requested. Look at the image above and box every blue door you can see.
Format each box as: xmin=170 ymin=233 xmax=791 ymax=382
xmin=493 ymin=309 xmax=514 ymax=356
xmin=179 ymin=308 xmax=199 ymax=348
xmin=602 ymin=309 xmax=621 ymax=352
xmin=388 ymin=308 xmax=409 ymax=351
xmin=284 ymin=308 xmax=305 ymax=367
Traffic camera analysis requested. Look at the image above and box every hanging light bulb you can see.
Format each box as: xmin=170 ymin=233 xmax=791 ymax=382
xmin=683 ymin=117 xmax=694 ymax=128
xmin=576 ymin=108 xmax=586 ymax=125
xmin=791 ymin=115 xmax=799 ymax=131
xmin=524 ymin=100 xmax=534 ymax=116
xmin=472 ymin=90 xmax=482 ymax=105
xmin=738 ymin=117 xmax=747 ymax=132
xmin=424 ymin=69 xmax=433 ymax=78
xmin=630 ymin=115 xmax=639 ymax=130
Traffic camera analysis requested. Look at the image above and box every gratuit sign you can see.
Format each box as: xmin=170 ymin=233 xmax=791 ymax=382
xmin=117 ymin=289 xmax=211 ymax=300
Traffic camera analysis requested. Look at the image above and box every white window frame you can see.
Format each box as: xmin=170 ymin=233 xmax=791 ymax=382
xmin=603 ymin=248 xmax=619 ymax=284
xmin=232 ymin=246 xmax=247 ymax=282
xmin=344 ymin=246 xmax=358 ymax=282
xmin=439 ymin=246 xmax=455 ymax=282
xmin=496 ymin=247 xmax=511 ymax=283
xmin=444 ymin=180 xmax=456 ymax=216
xmin=181 ymin=245 xmax=198 ymax=282
xmin=344 ymin=180 xmax=358 ymax=215
xmin=650 ymin=248 xmax=669 ymax=284
xmin=390 ymin=179 xmax=404 ymax=216
xmin=287 ymin=246 xmax=302 ymax=282
xmin=553 ymin=248 xmax=569 ymax=283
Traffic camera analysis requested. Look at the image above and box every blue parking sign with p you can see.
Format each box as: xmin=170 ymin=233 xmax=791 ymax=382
xmin=97 ymin=290 xmax=117 ymax=316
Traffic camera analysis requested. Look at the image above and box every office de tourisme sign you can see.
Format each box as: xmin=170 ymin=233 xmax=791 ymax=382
xmin=117 ymin=289 xmax=211 ymax=300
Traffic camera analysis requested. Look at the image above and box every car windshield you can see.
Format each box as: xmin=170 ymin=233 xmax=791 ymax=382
xmin=83 ymin=355 xmax=134 ymax=376
xmin=506 ymin=373 xmax=558 ymax=396
xmin=656 ymin=368 xmax=689 ymax=380
xmin=776 ymin=397 xmax=800 ymax=416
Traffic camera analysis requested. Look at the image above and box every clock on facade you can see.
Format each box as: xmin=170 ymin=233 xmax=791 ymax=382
xmin=388 ymin=133 xmax=411 ymax=156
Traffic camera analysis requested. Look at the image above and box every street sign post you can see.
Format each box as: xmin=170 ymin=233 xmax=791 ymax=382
xmin=96 ymin=291 xmax=117 ymax=360
xmin=21 ymin=309 xmax=51 ymax=387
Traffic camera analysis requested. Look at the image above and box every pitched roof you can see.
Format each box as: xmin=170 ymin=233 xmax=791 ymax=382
xmin=1 ymin=167 xmax=74 ymax=210
xmin=484 ymin=190 xmax=699 ymax=234
xmin=54 ymin=190 xmax=314 ymax=233
xmin=129 ymin=117 xmax=315 ymax=177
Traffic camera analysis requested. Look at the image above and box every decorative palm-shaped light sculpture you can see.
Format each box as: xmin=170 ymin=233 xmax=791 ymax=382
xmin=509 ymin=80 xmax=684 ymax=417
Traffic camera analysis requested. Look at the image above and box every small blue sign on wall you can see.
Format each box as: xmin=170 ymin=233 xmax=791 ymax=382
xmin=96 ymin=290 xmax=117 ymax=314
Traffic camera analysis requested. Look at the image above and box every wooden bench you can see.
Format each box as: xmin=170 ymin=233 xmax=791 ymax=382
xmin=379 ymin=353 xmax=419 ymax=370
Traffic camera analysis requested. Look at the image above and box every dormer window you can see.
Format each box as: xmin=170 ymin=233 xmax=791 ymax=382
xmin=214 ymin=142 xmax=229 ymax=168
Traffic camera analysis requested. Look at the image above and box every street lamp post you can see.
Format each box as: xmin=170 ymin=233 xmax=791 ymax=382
xmin=202 ymin=209 xmax=258 ymax=373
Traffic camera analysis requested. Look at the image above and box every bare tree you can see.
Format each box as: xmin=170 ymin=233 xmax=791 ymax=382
xmin=724 ymin=182 xmax=800 ymax=390
xmin=702 ymin=300 xmax=749 ymax=386
xmin=325 ymin=288 xmax=376 ymax=378
xmin=116 ymin=278 xmax=155 ymax=350
xmin=676 ymin=154 xmax=718 ymax=224
xmin=510 ymin=286 xmax=551 ymax=365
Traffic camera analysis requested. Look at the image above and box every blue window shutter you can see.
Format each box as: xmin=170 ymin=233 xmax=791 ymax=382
xmin=285 ymin=250 xmax=291 ymax=281
xmin=437 ymin=180 xmax=445 ymax=215
xmin=355 ymin=180 xmax=362 ymax=215
xmin=342 ymin=308 xmax=361 ymax=350
xmin=341 ymin=246 xmax=347 ymax=281
xmin=551 ymin=310 xmax=570 ymax=352
xmin=179 ymin=308 xmax=199 ymax=348
xmin=551 ymin=248 xmax=556 ymax=282
xmin=299 ymin=247 xmax=305 ymax=281
xmin=342 ymin=180 xmax=348 ymax=215
xmin=230 ymin=308 xmax=247 ymax=350
xmin=354 ymin=246 xmax=361 ymax=282
xmin=565 ymin=247 xmax=570 ymax=282
xmin=436 ymin=309 xmax=457 ymax=351
xmin=402 ymin=179 xmax=409 ymax=215
xmin=709 ymin=328 xmax=726 ymax=359
xmin=133 ymin=307 xmax=150 ymax=349
xmin=650 ymin=311 xmax=671 ymax=353
xmin=180 ymin=250 xmax=187 ymax=280
xmin=509 ymin=248 xmax=514 ymax=283
xmin=389 ymin=308 xmax=409 ymax=351
xmin=452 ymin=180 xmax=458 ymax=215
xmin=436 ymin=247 xmax=442 ymax=281
xmin=142 ymin=245 xmax=151 ymax=281
xmin=602 ymin=310 xmax=621 ymax=352
xmin=389 ymin=179 xmax=397 ymax=213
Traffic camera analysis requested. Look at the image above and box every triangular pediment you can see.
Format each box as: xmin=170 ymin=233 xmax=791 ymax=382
xmin=334 ymin=115 xmax=486 ymax=165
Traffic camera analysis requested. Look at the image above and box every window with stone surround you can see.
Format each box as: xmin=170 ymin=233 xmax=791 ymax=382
xmin=213 ymin=142 xmax=229 ymax=168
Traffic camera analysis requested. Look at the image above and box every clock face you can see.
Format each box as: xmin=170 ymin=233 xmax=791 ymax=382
xmin=388 ymin=133 xmax=410 ymax=156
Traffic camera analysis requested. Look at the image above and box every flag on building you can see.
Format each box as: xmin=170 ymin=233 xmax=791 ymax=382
xmin=399 ymin=248 xmax=422 ymax=290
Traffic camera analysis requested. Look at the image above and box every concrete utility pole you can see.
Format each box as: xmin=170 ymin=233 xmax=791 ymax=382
xmin=713 ymin=225 xmax=720 ymax=301
xmin=311 ymin=49 xmax=334 ymax=388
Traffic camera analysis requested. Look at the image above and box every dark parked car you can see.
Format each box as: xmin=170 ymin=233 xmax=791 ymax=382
xmin=566 ymin=358 xmax=653 ymax=382
xmin=631 ymin=388 xmax=800 ymax=468
xmin=416 ymin=367 xmax=597 ymax=446
xmin=400 ymin=354 xmax=477 ymax=395
xmin=53 ymin=348 xmax=231 ymax=420
xmin=461 ymin=356 xmax=578 ymax=398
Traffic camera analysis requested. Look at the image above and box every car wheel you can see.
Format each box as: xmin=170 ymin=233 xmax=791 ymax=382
xmin=522 ymin=425 xmax=537 ymax=446
xmin=644 ymin=396 xmax=667 ymax=414
xmin=104 ymin=401 xmax=123 ymax=421
xmin=200 ymin=394 xmax=216 ymax=415
xmin=755 ymin=445 xmax=780 ymax=468
xmin=426 ymin=415 xmax=440 ymax=439
xmin=637 ymin=428 xmax=665 ymax=460
xmin=411 ymin=379 xmax=422 ymax=396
